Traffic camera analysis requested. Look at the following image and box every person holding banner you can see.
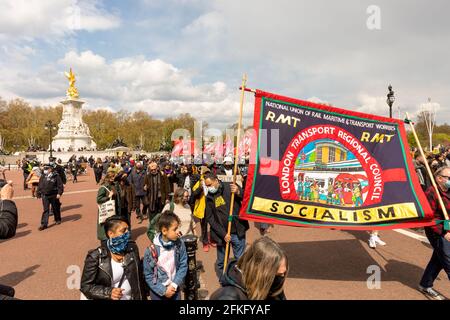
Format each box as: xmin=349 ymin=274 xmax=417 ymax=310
xmin=203 ymin=172 xmax=249 ymax=280
xmin=419 ymin=166 xmax=450 ymax=300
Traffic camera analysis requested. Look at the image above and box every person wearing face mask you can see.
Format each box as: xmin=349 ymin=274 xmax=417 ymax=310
xmin=161 ymin=188 xmax=198 ymax=238
xmin=144 ymin=162 xmax=170 ymax=221
xmin=80 ymin=216 xmax=146 ymax=300
xmin=36 ymin=165 xmax=64 ymax=231
xmin=218 ymin=156 xmax=234 ymax=177
xmin=203 ymin=172 xmax=249 ymax=280
xmin=210 ymin=237 xmax=288 ymax=300
xmin=418 ymin=166 xmax=450 ymax=300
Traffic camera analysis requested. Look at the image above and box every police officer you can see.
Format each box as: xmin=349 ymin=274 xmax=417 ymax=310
xmin=36 ymin=164 xmax=64 ymax=231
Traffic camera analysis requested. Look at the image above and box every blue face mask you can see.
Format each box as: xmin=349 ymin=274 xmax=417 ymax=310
xmin=208 ymin=186 xmax=218 ymax=194
xmin=107 ymin=231 xmax=130 ymax=254
xmin=445 ymin=180 xmax=450 ymax=190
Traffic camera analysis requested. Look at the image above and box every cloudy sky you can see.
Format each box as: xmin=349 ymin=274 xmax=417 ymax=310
xmin=0 ymin=0 xmax=448 ymax=129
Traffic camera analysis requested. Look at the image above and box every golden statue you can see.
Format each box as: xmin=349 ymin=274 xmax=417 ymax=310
xmin=64 ymin=68 xmax=79 ymax=99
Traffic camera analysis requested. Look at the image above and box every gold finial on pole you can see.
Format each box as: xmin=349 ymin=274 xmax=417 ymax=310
xmin=64 ymin=68 xmax=79 ymax=99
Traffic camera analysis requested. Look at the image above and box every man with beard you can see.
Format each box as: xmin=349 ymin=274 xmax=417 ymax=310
xmin=144 ymin=162 xmax=170 ymax=221
xmin=127 ymin=161 xmax=147 ymax=224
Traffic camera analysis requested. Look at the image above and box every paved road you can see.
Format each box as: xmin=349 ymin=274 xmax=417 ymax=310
xmin=1 ymin=168 xmax=449 ymax=300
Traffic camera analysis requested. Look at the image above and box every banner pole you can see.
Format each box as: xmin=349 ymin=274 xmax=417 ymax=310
xmin=223 ymin=74 xmax=247 ymax=275
xmin=406 ymin=112 xmax=449 ymax=221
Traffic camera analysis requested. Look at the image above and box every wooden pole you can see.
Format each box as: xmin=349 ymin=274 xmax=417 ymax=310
xmin=223 ymin=74 xmax=247 ymax=275
xmin=406 ymin=112 xmax=449 ymax=221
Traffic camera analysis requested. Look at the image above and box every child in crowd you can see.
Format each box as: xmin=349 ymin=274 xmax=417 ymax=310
xmin=143 ymin=211 xmax=188 ymax=300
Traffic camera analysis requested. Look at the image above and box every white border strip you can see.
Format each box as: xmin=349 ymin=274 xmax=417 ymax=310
xmin=13 ymin=189 xmax=98 ymax=200
xmin=394 ymin=229 xmax=429 ymax=244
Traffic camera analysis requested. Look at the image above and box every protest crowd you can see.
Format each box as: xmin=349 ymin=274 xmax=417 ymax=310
xmin=2 ymin=151 xmax=282 ymax=301
xmin=0 ymin=131 xmax=450 ymax=300
xmin=1 ymin=143 xmax=450 ymax=300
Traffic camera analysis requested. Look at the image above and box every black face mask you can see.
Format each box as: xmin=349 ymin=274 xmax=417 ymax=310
xmin=268 ymin=275 xmax=285 ymax=296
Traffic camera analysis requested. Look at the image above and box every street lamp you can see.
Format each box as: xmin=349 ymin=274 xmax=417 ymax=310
xmin=386 ymin=85 xmax=395 ymax=119
xmin=44 ymin=120 xmax=57 ymax=161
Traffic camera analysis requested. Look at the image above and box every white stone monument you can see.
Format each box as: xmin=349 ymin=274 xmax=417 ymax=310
xmin=52 ymin=68 xmax=97 ymax=152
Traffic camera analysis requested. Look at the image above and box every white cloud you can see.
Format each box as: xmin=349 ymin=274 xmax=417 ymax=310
xmin=0 ymin=0 xmax=120 ymax=40
xmin=0 ymin=50 xmax=245 ymax=129
xmin=1 ymin=44 xmax=36 ymax=62
xmin=182 ymin=11 xmax=224 ymax=35
xmin=56 ymin=50 xmax=230 ymax=104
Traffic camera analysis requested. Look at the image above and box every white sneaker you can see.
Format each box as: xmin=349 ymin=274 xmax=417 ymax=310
xmin=418 ymin=285 xmax=447 ymax=300
xmin=368 ymin=237 xmax=376 ymax=249
xmin=373 ymin=236 xmax=386 ymax=246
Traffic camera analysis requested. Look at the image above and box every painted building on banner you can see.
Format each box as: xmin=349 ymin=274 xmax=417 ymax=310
xmin=294 ymin=139 xmax=368 ymax=206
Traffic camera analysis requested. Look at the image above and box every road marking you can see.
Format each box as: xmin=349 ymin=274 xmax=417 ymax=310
xmin=393 ymin=229 xmax=429 ymax=244
xmin=13 ymin=189 xmax=98 ymax=200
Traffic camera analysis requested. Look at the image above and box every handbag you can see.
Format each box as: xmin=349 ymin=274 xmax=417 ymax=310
xmin=98 ymin=186 xmax=116 ymax=224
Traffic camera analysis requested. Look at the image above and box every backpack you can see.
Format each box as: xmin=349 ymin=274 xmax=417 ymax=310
xmin=146 ymin=201 xmax=174 ymax=242
xmin=140 ymin=238 xmax=183 ymax=297
xmin=140 ymin=244 xmax=158 ymax=298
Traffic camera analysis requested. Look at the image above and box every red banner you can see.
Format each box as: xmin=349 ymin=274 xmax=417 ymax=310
xmin=240 ymin=90 xmax=434 ymax=230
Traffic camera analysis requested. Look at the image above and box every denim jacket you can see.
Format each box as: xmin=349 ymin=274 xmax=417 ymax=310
xmin=143 ymin=233 xmax=188 ymax=297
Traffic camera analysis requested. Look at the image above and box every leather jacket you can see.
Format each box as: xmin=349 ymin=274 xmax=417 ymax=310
xmin=80 ymin=241 xmax=147 ymax=300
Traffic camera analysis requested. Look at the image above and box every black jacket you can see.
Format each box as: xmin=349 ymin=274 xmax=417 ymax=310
xmin=37 ymin=173 xmax=64 ymax=197
xmin=0 ymin=200 xmax=18 ymax=240
xmin=210 ymin=260 xmax=287 ymax=300
xmin=80 ymin=241 xmax=146 ymax=300
xmin=94 ymin=163 xmax=104 ymax=175
xmin=0 ymin=200 xmax=18 ymax=299
xmin=55 ymin=164 xmax=67 ymax=184
xmin=205 ymin=181 xmax=249 ymax=246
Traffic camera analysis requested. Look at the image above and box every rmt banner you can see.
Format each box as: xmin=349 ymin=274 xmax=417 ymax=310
xmin=240 ymin=90 xmax=434 ymax=230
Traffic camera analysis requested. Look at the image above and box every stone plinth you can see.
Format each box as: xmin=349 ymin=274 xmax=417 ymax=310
xmin=52 ymin=99 xmax=97 ymax=152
